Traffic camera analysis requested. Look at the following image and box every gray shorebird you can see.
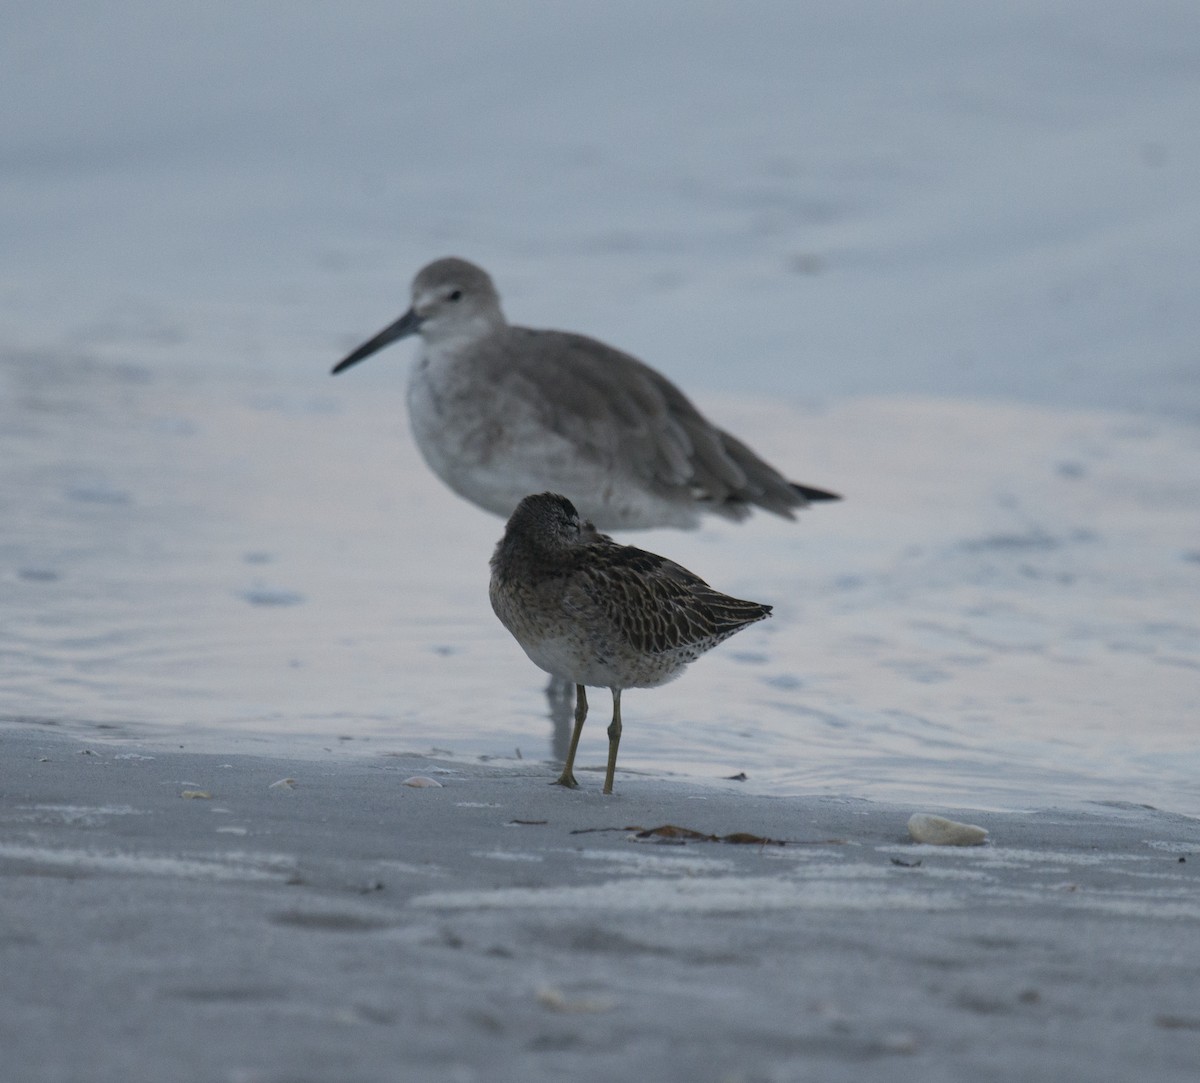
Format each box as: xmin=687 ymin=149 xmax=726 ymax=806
xmin=489 ymin=492 xmax=772 ymax=794
xmin=333 ymin=257 xmax=839 ymax=530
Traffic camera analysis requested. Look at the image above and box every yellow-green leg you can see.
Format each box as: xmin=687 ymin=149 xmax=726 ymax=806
xmin=603 ymin=689 xmax=622 ymax=795
xmin=554 ymin=684 xmax=587 ymax=788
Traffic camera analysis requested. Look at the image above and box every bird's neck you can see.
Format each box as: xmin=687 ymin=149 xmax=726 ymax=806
xmin=494 ymin=532 xmax=569 ymax=583
xmin=419 ymin=314 xmax=506 ymax=357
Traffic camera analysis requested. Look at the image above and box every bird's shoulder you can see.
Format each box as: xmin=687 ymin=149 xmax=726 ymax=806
xmin=569 ymin=535 xmax=704 ymax=592
xmin=495 ymin=326 xmax=671 ymax=416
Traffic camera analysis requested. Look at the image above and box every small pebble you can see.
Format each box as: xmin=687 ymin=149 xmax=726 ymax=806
xmin=907 ymin=813 xmax=988 ymax=846
xmin=402 ymin=775 xmax=443 ymax=788
xmin=535 ymin=986 xmax=615 ymax=1014
xmin=180 ymin=790 xmax=213 ymax=800
xmin=879 ymin=1031 xmax=919 ymax=1055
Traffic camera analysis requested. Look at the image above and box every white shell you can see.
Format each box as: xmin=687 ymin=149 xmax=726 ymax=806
xmin=907 ymin=813 xmax=988 ymax=846
xmin=402 ymin=775 xmax=443 ymax=788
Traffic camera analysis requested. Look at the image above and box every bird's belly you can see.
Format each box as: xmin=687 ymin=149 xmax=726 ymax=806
xmin=406 ymin=358 xmax=696 ymax=528
xmin=407 ymin=364 xmax=579 ymax=519
xmin=509 ymin=625 xmax=690 ymax=691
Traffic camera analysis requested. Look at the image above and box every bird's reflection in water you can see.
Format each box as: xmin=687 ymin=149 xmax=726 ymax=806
xmin=544 ymin=675 xmax=575 ymax=764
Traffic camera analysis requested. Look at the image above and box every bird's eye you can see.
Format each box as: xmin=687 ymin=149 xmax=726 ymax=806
xmin=448 ymin=289 xmax=463 ymax=302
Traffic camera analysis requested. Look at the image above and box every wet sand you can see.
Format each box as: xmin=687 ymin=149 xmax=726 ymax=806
xmin=5 ymin=8 xmax=1200 ymax=1080
xmin=3 ymin=721 xmax=1198 ymax=1083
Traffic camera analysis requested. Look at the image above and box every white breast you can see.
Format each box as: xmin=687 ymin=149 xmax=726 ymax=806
xmin=407 ymin=343 xmax=610 ymax=521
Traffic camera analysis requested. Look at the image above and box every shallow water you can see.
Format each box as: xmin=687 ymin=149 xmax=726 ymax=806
xmin=3 ymin=4 xmax=1199 ymax=815
xmin=4 ymin=355 xmax=1197 ymax=814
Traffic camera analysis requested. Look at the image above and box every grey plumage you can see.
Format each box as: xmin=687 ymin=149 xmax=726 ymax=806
xmin=333 ymin=257 xmax=839 ymax=530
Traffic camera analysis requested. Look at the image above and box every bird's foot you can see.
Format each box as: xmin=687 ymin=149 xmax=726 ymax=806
xmin=552 ymin=772 xmax=579 ymax=789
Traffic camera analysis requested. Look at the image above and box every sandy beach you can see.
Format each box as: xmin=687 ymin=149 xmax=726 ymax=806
xmin=3 ymin=721 xmax=1198 ymax=1083
xmin=4 ymin=5 xmax=1200 ymax=1080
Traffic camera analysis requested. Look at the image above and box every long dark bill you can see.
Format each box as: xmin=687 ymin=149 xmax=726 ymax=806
xmin=331 ymin=307 xmax=423 ymax=374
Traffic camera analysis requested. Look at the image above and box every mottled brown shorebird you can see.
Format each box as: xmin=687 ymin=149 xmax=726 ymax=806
xmin=489 ymin=492 xmax=773 ymax=794
xmin=333 ymin=257 xmax=839 ymax=530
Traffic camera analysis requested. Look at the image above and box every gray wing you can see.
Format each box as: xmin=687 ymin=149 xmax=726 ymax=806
xmin=504 ymin=327 xmax=809 ymax=520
